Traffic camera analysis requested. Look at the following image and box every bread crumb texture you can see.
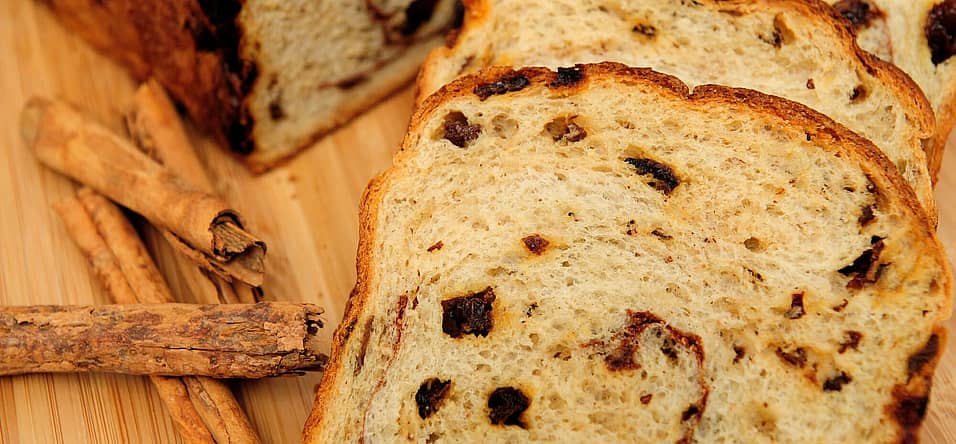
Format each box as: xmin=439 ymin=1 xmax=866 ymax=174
xmin=311 ymin=65 xmax=951 ymax=443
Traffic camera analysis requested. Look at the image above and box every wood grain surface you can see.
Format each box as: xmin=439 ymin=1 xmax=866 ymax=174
xmin=0 ymin=1 xmax=953 ymax=443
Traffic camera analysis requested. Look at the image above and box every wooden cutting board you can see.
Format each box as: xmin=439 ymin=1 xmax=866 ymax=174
xmin=0 ymin=2 xmax=953 ymax=443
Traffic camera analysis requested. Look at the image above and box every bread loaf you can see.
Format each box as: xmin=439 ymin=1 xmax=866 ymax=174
xmin=418 ymin=0 xmax=938 ymax=221
xmin=306 ymin=64 xmax=952 ymax=443
xmin=829 ymin=0 xmax=956 ymax=181
xmin=38 ymin=0 xmax=460 ymax=170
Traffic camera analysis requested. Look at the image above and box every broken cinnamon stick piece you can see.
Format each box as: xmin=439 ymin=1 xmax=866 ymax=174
xmin=21 ymin=97 xmax=265 ymax=286
xmin=185 ymin=376 xmax=261 ymax=444
xmin=0 ymin=303 xmax=327 ymax=378
xmin=150 ymin=376 xmax=218 ymax=444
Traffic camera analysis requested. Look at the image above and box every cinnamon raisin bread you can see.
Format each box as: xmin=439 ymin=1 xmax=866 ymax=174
xmin=37 ymin=0 xmax=460 ymax=171
xmin=417 ymin=0 xmax=938 ymax=221
xmin=305 ymin=64 xmax=952 ymax=443
xmin=829 ymin=0 xmax=956 ymax=181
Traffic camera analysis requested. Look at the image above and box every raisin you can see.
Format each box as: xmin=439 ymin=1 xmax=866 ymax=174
xmin=474 ymin=74 xmax=530 ymax=100
xmin=522 ymin=234 xmax=550 ymax=255
xmin=784 ymin=292 xmax=806 ymax=319
xmin=859 ymin=205 xmax=876 ymax=226
xmin=927 ymin=0 xmax=956 ymax=64
xmin=268 ymin=101 xmax=285 ymax=120
xmin=632 ymin=23 xmax=657 ymax=37
xmin=833 ymin=0 xmax=882 ymax=30
xmin=776 ymin=347 xmax=807 ymax=367
xmin=640 ymin=394 xmax=653 ymax=404
xmin=488 ymin=387 xmax=530 ymax=427
xmin=624 ymin=158 xmax=680 ymax=194
xmin=681 ymin=404 xmax=701 ymax=421
xmin=415 ymin=378 xmax=451 ymax=419
xmin=397 ymin=0 xmax=439 ymax=36
xmin=907 ymin=334 xmax=940 ymax=377
xmin=823 ymin=372 xmax=853 ymax=391
xmin=838 ymin=331 xmax=863 ymax=353
xmin=427 ymin=241 xmax=444 ymax=252
xmin=838 ymin=237 xmax=886 ymax=288
xmin=442 ymin=111 xmax=481 ymax=148
xmin=549 ymin=66 xmax=584 ymax=87
xmin=733 ymin=345 xmax=746 ymax=363
xmin=441 ymin=287 xmax=495 ymax=338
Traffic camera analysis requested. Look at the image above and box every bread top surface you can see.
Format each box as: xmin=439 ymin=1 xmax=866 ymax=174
xmin=418 ymin=0 xmax=938 ymax=219
xmin=828 ymin=0 xmax=956 ymax=179
xmin=307 ymin=63 xmax=952 ymax=443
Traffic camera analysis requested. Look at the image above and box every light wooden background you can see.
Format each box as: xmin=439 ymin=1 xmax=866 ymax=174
xmin=0 ymin=1 xmax=954 ymax=443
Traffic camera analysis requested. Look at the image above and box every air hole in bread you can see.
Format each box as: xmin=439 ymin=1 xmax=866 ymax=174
xmin=415 ymin=378 xmax=451 ymax=419
xmin=488 ymin=387 xmax=530 ymax=428
xmin=784 ymin=293 xmax=806 ymax=319
xmin=743 ymin=237 xmax=763 ymax=251
xmin=927 ymin=0 xmax=956 ymax=64
xmin=441 ymin=287 xmax=495 ymax=338
xmin=491 ymin=114 xmax=519 ymax=138
xmin=759 ymin=15 xmax=794 ymax=48
xmin=849 ymin=85 xmax=868 ymax=102
xmin=544 ymin=116 xmax=587 ymax=142
xmin=838 ymin=331 xmax=863 ymax=353
xmin=440 ymin=111 xmax=481 ymax=147
xmin=624 ymin=157 xmax=680 ymax=194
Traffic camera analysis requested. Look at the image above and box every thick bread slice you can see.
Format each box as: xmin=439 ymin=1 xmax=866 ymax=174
xmin=306 ymin=64 xmax=952 ymax=443
xmin=828 ymin=0 xmax=956 ymax=182
xmin=417 ymin=0 xmax=939 ymax=221
xmin=37 ymin=0 xmax=459 ymax=171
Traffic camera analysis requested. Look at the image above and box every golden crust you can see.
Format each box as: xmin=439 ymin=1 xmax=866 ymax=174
xmin=419 ymin=0 xmax=936 ymax=142
xmin=306 ymin=62 xmax=952 ymax=441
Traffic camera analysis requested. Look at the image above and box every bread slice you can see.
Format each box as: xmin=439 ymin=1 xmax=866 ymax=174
xmin=828 ymin=0 xmax=956 ymax=182
xmin=305 ymin=64 xmax=951 ymax=443
xmin=38 ymin=0 xmax=460 ymax=171
xmin=417 ymin=0 xmax=938 ymax=221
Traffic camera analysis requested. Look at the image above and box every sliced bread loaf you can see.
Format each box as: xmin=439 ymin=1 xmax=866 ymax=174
xmin=306 ymin=64 xmax=952 ymax=443
xmin=38 ymin=0 xmax=460 ymax=170
xmin=829 ymin=0 xmax=956 ymax=181
xmin=417 ymin=0 xmax=938 ymax=221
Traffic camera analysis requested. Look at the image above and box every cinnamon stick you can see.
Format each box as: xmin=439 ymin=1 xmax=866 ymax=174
xmin=0 ymin=303 xmax=327 ymax=378
xmin=54 ymin=187 xmax=264 ymax=443
xmin=126 ymin=80 xmax=260 ymax=306
xmin=21 ymin=97 xmax=265 ymax=286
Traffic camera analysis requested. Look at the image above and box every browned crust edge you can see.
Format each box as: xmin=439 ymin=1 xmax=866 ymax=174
xmin=303 ymin=172 xmax=385 ymax=442
xmin=305 ymin=62 xmax=953 ymax=441
xmin=416 ymin=0 xmax=938 ymax=211
xmin=420 ymin=0 xmax=935 ymax=139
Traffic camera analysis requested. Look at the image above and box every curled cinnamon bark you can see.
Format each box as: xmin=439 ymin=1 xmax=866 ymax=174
xmin=0 ymin=303 xmax=327 ymax=378
xmin=21 ymin=97 xmax=265 ymax=286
